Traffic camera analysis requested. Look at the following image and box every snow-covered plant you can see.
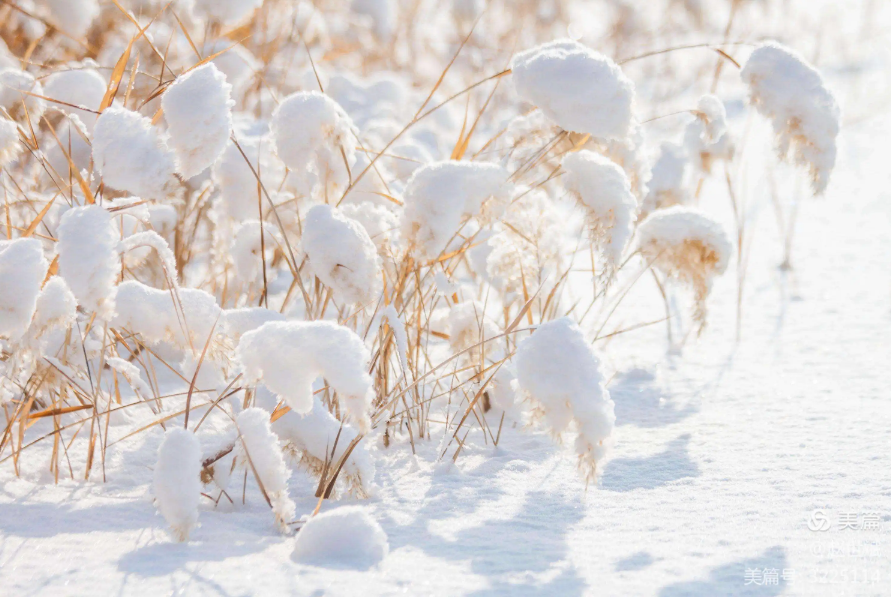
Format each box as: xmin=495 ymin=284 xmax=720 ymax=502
xmin=92 ymin=107 xmax=178 ymax=199
xmin=402 ymin=161 xmax=511 ymax=259
xmin=301 ymin=204 xmax=382 ymax=306
xmin=514 ymin=318 xmax=615 ymax=483
xmin=637 ymin=206 xmax=732 ymax=328
xmin=237 ymin=321 xmax=375 ymax=432
xmin=163 ymin=63 xmax=234 ymax=179
xmin=235 ymin=408 xmax=296 ymax=532
xmin=741 ymin=42 xmax=840 ymax=194
xmin=153 ymin=428 xmax=201 ymax=542
xmin=56 ymin=205 xmax=119 ymax=319
xmin=510 ymin=39 xmax=635 ymax=140
xmin=562 ymin=150 xmax=638 ymax=268
xmin=0 ymin=238 xmax=48 ymax=341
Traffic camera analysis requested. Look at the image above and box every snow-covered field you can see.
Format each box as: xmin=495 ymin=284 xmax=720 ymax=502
xmin=1 ymin=0 xmax=890 ymax=595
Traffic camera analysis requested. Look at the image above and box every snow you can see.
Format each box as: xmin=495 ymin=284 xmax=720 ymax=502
xmin=43 ymin=0 xmax=99 ymax=38
xmin=301 ymin=204 xmax=382 ymax=306
xmin=29 ymin=276 xmax=76 ymax=342
xmin=153 ymin=428 xmax=201 ymax=542
xmin=510 ymin=40 xmax=635 ymax=140
xmin=0 ymin=115 xmax=19 ymax=167
xmin=42 ymin=69 xmax=105 ymax=130
xmin=515 ymin=317 xmax=615 ymax=483
xmin=402 ymin=161 xmax=511 ymax=259
xmin=741 ymin=41 xmax=840 ymax=195
xmin=56 ymin=205 xmax=119 ymax=319
xmin=92 ymin=107 xmax=178 ymax=200
xmin=0 ymin=238 xmax=47 ymax=341
xmin=163 ymin=64 xmax=234 ymax=179
xmin=271 ymin=92 xmax=358 ymax=199
xmin=213 ymin=132 xmax=284 ymax=221
xmin=293 ymin=506 xmax=389 ymax=569
xmin=236 ymin=408 xmax=296 ymax=532
xmin=192 ymin=0 xmax=263 ymax=26
xmin=0 ymin=68 xmax=45 ymax=124
xmin=236 ymin=321 xmax=375 ymax=432
xmin=562 ymin=150 xmax=638 ymax=265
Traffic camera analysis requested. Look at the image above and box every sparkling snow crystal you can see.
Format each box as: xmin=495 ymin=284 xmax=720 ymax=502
xmin=163 ymin=64 xmax=234 ymax=179
xmin=514 ymin=317 xmax=615 ymax=483
xmin=510 ymin=40 xmax=635 ymax=140
xmin=153 ymin=428 xmax=201 ymax=542
xmin=741 ymin=42 xmax=840 ymax=194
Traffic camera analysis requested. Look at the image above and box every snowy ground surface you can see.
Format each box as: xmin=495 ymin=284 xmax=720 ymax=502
xmin=3 ymin=23 xmax=891 ymax=597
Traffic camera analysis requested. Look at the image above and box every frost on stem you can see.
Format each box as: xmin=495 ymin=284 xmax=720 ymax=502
xmin=237 ymin=321 xmax=375 ymax=432
xmin=510 ymin=39 xmax=635 ymax=141
xmin=293 ymin=506 xmax=389 ymax=568
xmin=514 ymin=318 xmax=615 ymax=484
xmin=636 ymin=206 xmax=731 ymax=329
xmin=741 ymin=42 xmax=840 ymax=195
xmin=562 ymin=150 xmax=638 ymax=269
xmin=236 ymin=408 xmax=296 ymax=532
xmin=153 ymin=428 xmax=201 ymax=542
xmin=271 ymin=91 xmax=358 ymax=199
xmin=256 ymin=388 xmax=375 ymax=498
xmin=92 ymin=106 xmax=178 ymax=200
xmin=163 ymin=63 xmax=234 ymax=179
xmin=402 ymin=161 xmax=511 ymax=260
xmin=57 ymin=205 xmax=119 ymax=319
xmin=0 ymin=238 xmax=48 ymax=342
xmin=684 ymin=95 xmax=734 ymax=176
xmin=301 ymin=204 xmax=382 ymax=306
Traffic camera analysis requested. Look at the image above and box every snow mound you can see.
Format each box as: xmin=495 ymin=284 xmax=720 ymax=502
xmin=293 ymin=506 xmax=388 ymax=569
xmin=510 ymin=40 xmax=635 ymax=140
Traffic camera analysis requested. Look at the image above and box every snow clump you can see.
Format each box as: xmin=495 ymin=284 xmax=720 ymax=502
xmin=153 ymin=428 xmax=202 ymax=542
xmin=510 ymin=40 xmax=635 ymax=140
xmin=741 ymin=41 xmax=840 ymax=194
xmin=0 ymin=239 xmax=48 ymax=341
xmin=56 ymin=205 xmax=119 ymax=319
xmin=293 ymin=506 xmax=388 ymax=568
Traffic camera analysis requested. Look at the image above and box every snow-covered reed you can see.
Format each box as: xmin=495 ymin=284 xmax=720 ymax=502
xmin=0 ymin=0 xmax=842 ymax=553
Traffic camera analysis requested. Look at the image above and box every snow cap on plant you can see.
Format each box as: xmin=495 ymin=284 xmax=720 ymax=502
xmin=402 ymin=161 xmax=511 ymax=260
xmin=514 ymin=317 xmax=615 ymax=483
xmin=57 ymin=205 xmax=119 ymax=319
xmin=741 ymin=41 xmax=840 ymax=195
xmin=236 ymin=321 xmax=376 ymax=432
xmin=561 ymin=150 xmax=638 ymax=267
xmin=510 ymin=39 xmax=635 ymax=140
xmin=0 ymin=238 xmax=48 ymax=341
xmin=636 ymin=206 xmax=731 ymax=329
xmin=153 ymin=428 xmax=201 ymax=542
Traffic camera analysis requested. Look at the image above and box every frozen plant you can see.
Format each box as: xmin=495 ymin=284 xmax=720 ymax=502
xmin=301 ymin=204 xmax=382 ymax=306
xmin=562 ymin=150 xmax=638 ymax=268
xmin=153 ymin=428 xmax=201 ymax=542
xmin=636 ymin=206 xmax=731 ymax=328
xmin=236 ymin=408 xmax=296 ymax=532
xmin=510 ymin=39 xmax=635 ymax=141
xmin=741 ymin=41 xmax=840 ymax=194
xmin=514 ymin=318 xmax=615 ymax=483
xmin=163 ymin=63 xmax=234 ymax=179
xmin=92 ymin=107 xmax=178 ymax=199
xmin=56 ymin=205 xmax=119 ymax=319
xmin=237 ymin=321 xmax=375 ymax=432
